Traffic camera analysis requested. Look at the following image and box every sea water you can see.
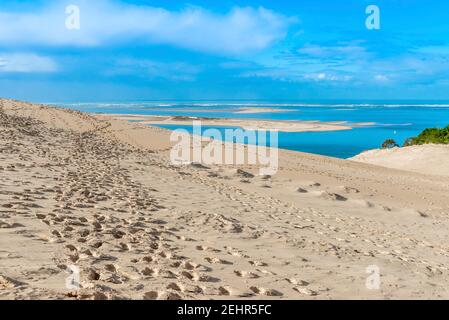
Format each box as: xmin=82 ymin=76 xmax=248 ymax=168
xmin=54 ymin=102 xmax=449 ymax=159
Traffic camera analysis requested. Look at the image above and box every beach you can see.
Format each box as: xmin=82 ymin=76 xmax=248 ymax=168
xmin=2 ymin=98 xmax=449 ymax=300
xmin=106 ymin=114 xmax=358 ymax=133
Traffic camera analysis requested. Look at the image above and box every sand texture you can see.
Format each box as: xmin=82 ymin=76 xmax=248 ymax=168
xmin=1 ymin=99 xmax=449 ymax=300
xmin=350 ymin=144 xmax=449 ymax=177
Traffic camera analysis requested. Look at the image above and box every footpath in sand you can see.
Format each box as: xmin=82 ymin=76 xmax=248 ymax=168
xmin=1 ymin=99 xmax=449 ymax=299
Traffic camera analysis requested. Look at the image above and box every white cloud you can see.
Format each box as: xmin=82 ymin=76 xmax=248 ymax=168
xmin=240 ymin=68 xmax=352 ymax=83
xmin=0 ymin=0 xmax=294 ymax=55
xmin=304 ymin=72 xmax=351 ymax=82
xmin=298 ymin=43 xmax=368 ymax=59
xmin=412 ymin=45 xmax=449 ymax=55
xmin=374 ymin=74 xmax=390 ymax=82
xmin=109 ymin=58 xmax=202 ymax=81
xmin=0 ymin=53 xmax=58 ymax=73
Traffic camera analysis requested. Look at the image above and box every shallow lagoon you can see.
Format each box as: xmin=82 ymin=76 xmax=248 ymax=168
xmin=56 ymin=102 xmax=449 ymax=158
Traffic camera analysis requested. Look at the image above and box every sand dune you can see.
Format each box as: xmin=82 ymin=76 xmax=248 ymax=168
xmin=351 ymin=144 xmax=449 ymax=176
xmin=2 ymin=98 xmax=449 ymax=300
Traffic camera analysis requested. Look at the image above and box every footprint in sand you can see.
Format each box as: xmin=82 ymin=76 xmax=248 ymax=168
xmin=311 ymin=191 xmax=347 ymax=202
xmin=234 ymin=270 xmax=260 ymax=279
xmin=250 ymin=286 xmax=283 ymax=297
xmin=196 ymin=245 xmax=221 ymax=253
xmin=89 ymin=240 xmax=103 ymax=249
xmin=118 ymin=242 xmax=131 ymax=251
xmin=87 ymin=268 xmax=101 ymax=281
xmin=158 ymin=251 xmax=172 ymax=259
xmin=0 ymin=275 xmax=26 ymax=289
xmin=141 ymin=267 xmax=159 ymax=277
xmin=35 ymin=213 xmax=47 ymax=220
xmin=65 ymin=244 xmax=78 ymax=252
xmin=293 ymin=287 xmax=318 ymax=296
xmin=104 ymin=264 xmax=117 ymax=273
xmin=162 ymin=292 xmax=183 ymax=300
xmin=141 ymin=255 xmax=156 ymax=263
xmin=257 ymin=269 xmax=276 ymax=276
xmin=181 ymin=271 xmax=200 ymax=281
xmin=51 ymin=230 xmax=62 ymax=238
xmin=78 ymin=229 xmax=90 ymax=238
xmin=143 ymin=291 xmax=159 ymax=300
xmin=225 ymin=247 xmax=249 ymax=258
xmin=167 ymin=282 xmax=184 ymax=292
xmin=287 ymin=278 xmax=310 ymax=286
xmin=218 ymin=286 xmax=232 ymax=296
xmin=199 ymin=275 xmax=221 ymax=283
xmin=249 ymin=260 xmax=268 ymax=267
xmin=205 ymin=257 xmax=233 ymax=265
xmin=336 ymin=185 xmax=360 ymax=194
xmin=183 ymin=261 xmax=199 ymax=270
xmin=162 ymin=270 xmax=178 ymax=279
xmin=0 ymin=221 xmax=24 ymax=229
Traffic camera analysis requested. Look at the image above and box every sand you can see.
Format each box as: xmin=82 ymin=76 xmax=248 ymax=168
xmin=2 ymin=98 xmax=449 ymax=300
xmin=350 ymin=144 xmax=449 ymax=177
xmin=108 ymin=114 xmax=355 ymax=132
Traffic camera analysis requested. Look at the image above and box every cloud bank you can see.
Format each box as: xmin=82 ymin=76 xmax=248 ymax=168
xmin=0 ymin=53 xmax=57 ymax=73
xmin=0 ymin=0 xmax=294 ymax=55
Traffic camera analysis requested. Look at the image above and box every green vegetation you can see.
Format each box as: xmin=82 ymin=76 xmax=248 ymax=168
xmin=402 ymin=138 xmax=415 ymax=147
xmin=381 ymin=139 xmax=399 ymax=149
xmin=381 ymin=125 xmax=449 ymax=149
xmin=404 ymin=125 xmax=449 ymax=146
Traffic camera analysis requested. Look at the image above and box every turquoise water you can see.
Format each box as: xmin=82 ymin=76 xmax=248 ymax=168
xmin=54 ymin=102 xmax=449 ymax=159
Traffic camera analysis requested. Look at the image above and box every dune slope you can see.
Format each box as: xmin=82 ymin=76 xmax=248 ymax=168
xmin=1 ymin=99 xmax=449 ymax=300
xmin=351 ymin=144 xmax=449 ymax=177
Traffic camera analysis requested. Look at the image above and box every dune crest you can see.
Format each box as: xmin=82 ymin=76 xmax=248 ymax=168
xmin=350 ymin=144 xmax=449 ymax=176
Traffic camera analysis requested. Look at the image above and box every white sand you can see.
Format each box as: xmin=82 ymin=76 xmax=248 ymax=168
xmin=109 ymin=114 xmax=354 ymax=132
xmin=2 ymin=99 xmax=449 ymax=300
xmin=350 ymin=144 xmax=449 ymax=176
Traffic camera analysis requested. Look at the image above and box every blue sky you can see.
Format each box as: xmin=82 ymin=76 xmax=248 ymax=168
xmin=0 ymin=0 xmax=449 ymax=102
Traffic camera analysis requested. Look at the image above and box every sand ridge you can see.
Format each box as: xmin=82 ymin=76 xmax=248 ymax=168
xmin=350 ymin=144 xmax=449 ymax=177
xmin=108 ymin=114 xmax=356 ymax=132
xmin=2 ymin=98 xmax=449 ymax=300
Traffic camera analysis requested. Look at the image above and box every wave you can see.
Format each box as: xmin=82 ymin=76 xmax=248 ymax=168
xmin=374 ymin=123 xmax=414 ymax=127
xmin=50 ymin=102 xmax=449 ymax=109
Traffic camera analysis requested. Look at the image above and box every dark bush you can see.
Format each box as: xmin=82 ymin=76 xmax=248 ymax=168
xmin=381 ymin=139 xmax=399 ymax=149
xmin=403 ymin=138 xmax=415 ymax=147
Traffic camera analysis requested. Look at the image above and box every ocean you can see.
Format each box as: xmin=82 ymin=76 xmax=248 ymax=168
xmin=53 ymin=102 xmax=449 ymax=159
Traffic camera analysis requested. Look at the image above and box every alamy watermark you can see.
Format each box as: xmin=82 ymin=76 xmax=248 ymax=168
xmin=365 ymin=265 xmax=381 ymax=290
xmin=65 ymin=265 xmax=80 ymax=289
xmin=366 ymin=5 xmax=380 ymax=30
xmin=65 ymin=5 xmax=81 ymax=30
xmin=170 ymin=121 xmax=279 ymax=176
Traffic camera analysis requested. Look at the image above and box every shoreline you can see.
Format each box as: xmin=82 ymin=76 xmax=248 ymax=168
xmin=100 ymin=113 xmax=375 ymax=133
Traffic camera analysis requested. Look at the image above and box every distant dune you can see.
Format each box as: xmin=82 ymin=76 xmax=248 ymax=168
xmin=350 ymin=144 xmax=449 ymax=176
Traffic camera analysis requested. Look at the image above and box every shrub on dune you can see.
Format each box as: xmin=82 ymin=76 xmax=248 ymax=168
xmin=381 ymin=139 xmax=399 ymax=149
xmin=404 ymin=125 xmax=449 ymax=146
